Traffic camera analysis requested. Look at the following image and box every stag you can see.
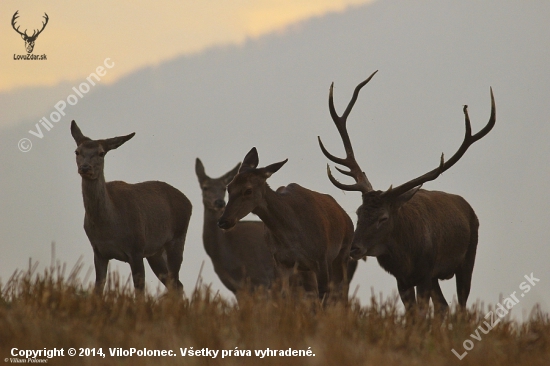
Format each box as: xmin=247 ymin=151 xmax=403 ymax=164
xmin=12 ymin=11 xmax=49 ymax=53
xmin=318 ymin=71 xmax=495 ymax=312
xmin=195 ymin=158 xmax=275 ymax=294
xmin=71 ymin=121 xmax=192 ymax=294
xmin=217 ymin=148 xmax=356 ymax=301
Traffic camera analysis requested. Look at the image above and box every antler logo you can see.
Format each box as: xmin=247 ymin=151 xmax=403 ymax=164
xmin=12 ymin=10 xmax=49 ymax=54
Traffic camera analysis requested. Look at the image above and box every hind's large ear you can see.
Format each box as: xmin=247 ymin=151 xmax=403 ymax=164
xmin=103 ymin=132 xmax=135 ymax=152
xmin=239 ymin=147 xmax=259 ymax=173
xmin=195 ymin=158 xmax=208 ymax=184
xmin=70 ymin=120 xmax=90 ymax=145
xmin=259 ymin=159 xmax=288 ymax=179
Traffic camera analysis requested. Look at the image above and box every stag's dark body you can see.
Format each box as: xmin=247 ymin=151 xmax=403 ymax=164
xmin=359 ymin=190 xmax=478 ymax=308
xmin=319 ymin=71 xmax=495 ymax=311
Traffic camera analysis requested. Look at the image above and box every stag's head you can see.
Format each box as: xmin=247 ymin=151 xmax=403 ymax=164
xmin=318 ymin=71 xmax=495 ymax=260
xmin=12 ymin=11 xmax=49 ymax=53
xmin=217 ymin=147 xmax=287 ymax=230
xmin=195 ymin=158 xmax=241 ymax=213
xmin=71 ymin=121 xmax=135 ymax=180
xmin=350 ymin=187 xmax=422 ymax=258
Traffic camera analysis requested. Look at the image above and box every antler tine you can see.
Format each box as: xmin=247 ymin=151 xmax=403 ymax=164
xmin=335 ymin=166 xmax=356 ymax=178
xmin=384 ymin=88 xmax=496 ymax=198
xmin=319 ymin=71 xmax=378 ymax=194
xmin=326 ymin=165 xmax=369 ymax=192
xmin=336 ymin=71 xmax=378 ymax=121
xmin=442 ymin=87 xmax=496 ymax=169
xmin=318 ymin=136 xmax=347 ymax=167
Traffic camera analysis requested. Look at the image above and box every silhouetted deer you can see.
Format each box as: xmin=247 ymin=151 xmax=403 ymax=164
xmin=11 ymin=11 xmax=48 ymax=53
xmin=218 ymin=147 xmax=355 ymax=301
xmin=319 ymin=71 xmax=495 ymax=312
xmin=195 ymin=158 xmax=275 ymax=294
xmin=71 ymin=121 xmax=192 ymax=294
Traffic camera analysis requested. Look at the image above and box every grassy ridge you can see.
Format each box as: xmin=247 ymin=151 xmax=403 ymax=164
xmin=0 ymin=265 xmax=548 ymax=365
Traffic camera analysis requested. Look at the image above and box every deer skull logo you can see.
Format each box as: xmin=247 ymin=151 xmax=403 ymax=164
xmin=12 ymin=11 xmax=49 ymax=54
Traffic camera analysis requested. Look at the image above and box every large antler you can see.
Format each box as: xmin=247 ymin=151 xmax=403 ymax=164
xmin=383 ymin=88 xmax=496 ymax=198
xmin=318 ymin=71 xmax=378 ymax=194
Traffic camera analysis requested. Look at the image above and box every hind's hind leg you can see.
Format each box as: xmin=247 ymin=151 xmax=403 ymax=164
xmin=165 ymin=238 xmax=184 ymax=291
xmin=147 ymin=251 xmax=170 ymax=287
xmin=330 ymin=249 xmax=351 ymax=301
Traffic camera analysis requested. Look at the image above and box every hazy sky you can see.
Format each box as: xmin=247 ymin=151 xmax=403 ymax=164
xmin=1 ymin=0 xmax=372 ymax=93
xmin=1 ymin=0 xmax=548 ymax=319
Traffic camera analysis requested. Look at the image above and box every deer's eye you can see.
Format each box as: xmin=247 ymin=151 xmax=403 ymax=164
xmin=75 ymin=150 xmax=79 ymax=156
xmin=99 ymin=151 xmax=105 ymax=157
xmin=376 ymin=215 xmax=388 ymax=228
xmin=244 ymin=188 xmax=253 ymax=196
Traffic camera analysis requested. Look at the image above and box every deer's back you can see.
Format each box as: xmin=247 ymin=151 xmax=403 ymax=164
xmin=106 ymin=180 xmax=192 ymax=238
xmin=277 ymin=183 xmax=353 ymax=230
xmin=274 ymin=183 xmax=353 ymax=260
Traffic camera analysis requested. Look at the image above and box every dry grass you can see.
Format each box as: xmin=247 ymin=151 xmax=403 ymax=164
xmin=0 ymin=263 xmax=548 ymax=365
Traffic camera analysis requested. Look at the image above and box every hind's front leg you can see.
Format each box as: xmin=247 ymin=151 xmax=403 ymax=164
xmin=93 ymin=249 xmax=109 ymax=295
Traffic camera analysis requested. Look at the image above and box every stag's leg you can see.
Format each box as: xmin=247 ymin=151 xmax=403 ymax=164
xmin=93 ymin=250 xmax=109 ymax=295
xmin=455 ymin=266 xmax=474 ymax=308
xmin=347 ymin=259 xmax=358 ymax=285
xmin=146 ymin=251 xmax=170 ymax=287
xmin=456 ymin=225 xmax=479 ymax=308
xmin=397 ymin=279 xmax=416 ymax=312
xmin=165 ymin=238 xmax=184 ymax=291
xmin=416 ymin=278 xmax=433 ymax=318
xmin=431 ymin=278 xmax=449 ymax=314
xmin=129 ymin=257 xmax=146 ymax=293
xmin=316 ymin=260 xmax=331 ymax=301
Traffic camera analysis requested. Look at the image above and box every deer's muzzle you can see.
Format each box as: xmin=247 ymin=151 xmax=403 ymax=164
xmin=214 ymin=199 xmax=226 ymax=209
xmin=217 ymin=218 xmax=235 ymax=230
